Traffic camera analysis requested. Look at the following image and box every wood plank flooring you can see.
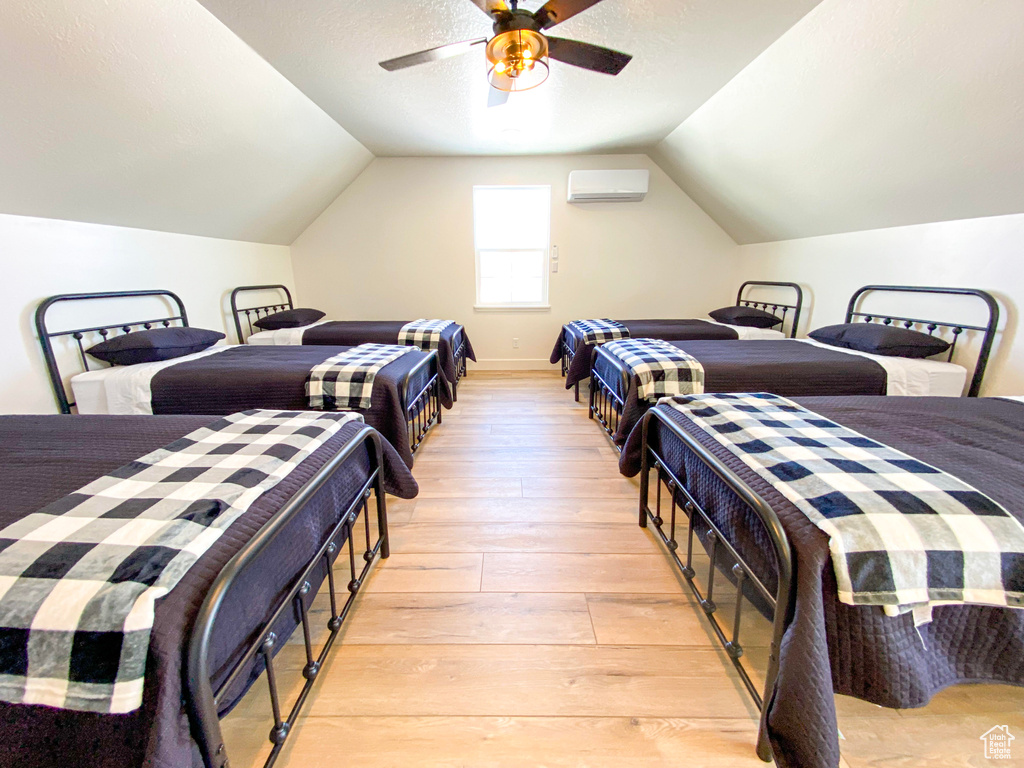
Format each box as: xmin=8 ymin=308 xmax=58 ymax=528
xmin=221 ymin=370 xmax=1024 ymax=767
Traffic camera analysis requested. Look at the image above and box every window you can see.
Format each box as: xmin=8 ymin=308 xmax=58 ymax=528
xmin=473 ymin=185 xmax=551 ymax=309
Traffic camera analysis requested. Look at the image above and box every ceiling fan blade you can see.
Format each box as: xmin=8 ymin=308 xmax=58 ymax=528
xmin=467 ymin=0 xmax=511 ymax=18
xmin=379 ymin=38 xmax=487 ymax=71
xmin=487 ymin=86 xmax=510 ymax=108
xmin=533 ymin=0 xmax=605 ymax=29
xmin=546 ymin=37 xmax=632 ymax=75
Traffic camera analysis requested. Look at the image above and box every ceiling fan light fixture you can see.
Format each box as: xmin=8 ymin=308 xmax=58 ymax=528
xmin=486 ymin=29 xmax=549 ymax=92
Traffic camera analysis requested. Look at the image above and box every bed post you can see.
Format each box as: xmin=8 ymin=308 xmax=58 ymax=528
xmin=638 ymin=413 xmax=651 ymax=528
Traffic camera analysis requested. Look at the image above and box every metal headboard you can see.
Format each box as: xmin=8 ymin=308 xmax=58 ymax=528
xmin=845 ymin=285 xmax=999 ymax=398
xmin=35 ymin=289 xmax=190 ymax=414
xmin=230 ymin=284 xmax=294 ymax=343
xmin=736 ymin=281 xmax=804 ymax=338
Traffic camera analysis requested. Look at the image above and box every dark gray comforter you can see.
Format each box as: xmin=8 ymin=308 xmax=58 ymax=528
xmin=301 ymin=321 xmax=476 ymax=386
xmin=550 ymin=319 xmax=740 ymax=389
xmin=620 ymin=396 xmax=1024 ymax=768
xmin=596 ymin=339 xmax=887 ymax=443
xmin=0 ymin=414 xmax=418 ymax=768
xmin=150 ymin=345 xmax=452 ymax=467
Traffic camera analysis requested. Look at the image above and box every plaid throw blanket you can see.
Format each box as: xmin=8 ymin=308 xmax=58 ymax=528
xmin=0 ymin=409 xmax=363 ymax=714
xmin=604 ymin=338 xmax=705 ymax=402
xmin=398 ymin=319 xmax=454 ymax=351
xmin=568 ymin=318 xmax=629 ymax=345
xmin=307 ymin=343 xmax=414 ymax=411
xmin=663 ymin=393 xmax=1024 ymax=614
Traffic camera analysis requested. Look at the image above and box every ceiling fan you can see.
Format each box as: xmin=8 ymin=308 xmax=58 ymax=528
xmin=378 ymin=0 xmax=632 ymax=106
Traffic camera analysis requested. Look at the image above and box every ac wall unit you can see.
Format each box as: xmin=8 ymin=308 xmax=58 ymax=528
xmin=567 ymin=169 xmax=649 ymax=203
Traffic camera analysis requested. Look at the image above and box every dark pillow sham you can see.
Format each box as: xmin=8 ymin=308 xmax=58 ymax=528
xmin=808 ymin=323 xmax=950 ymax=359
xmin=87 ymin=327 xmax=225 ymax=366
xmin=253 ymin=307 xmax=326 ymax=330
xmin=708 ymin=305 xmax=783 ymax=329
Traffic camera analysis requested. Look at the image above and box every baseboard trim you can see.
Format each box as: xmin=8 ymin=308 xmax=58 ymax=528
xmin=469 ymin=358 xmax=554 ymax=372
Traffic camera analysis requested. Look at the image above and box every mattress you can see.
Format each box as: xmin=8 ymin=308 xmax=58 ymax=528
xmin=71 ymin=345 xmax=230 ymax=415
xmin=0 ymin=414 xmax=417 ymax=768
xmin=553 ymin=318 xmax=784 ymax=389
xmin=703 ymin=319 xmax=786 ymax=340
xmin=246 ymin=321 xmax=326 ymax=345
xmin=597 ymin=338 xmax=968 ymax=445
xmin=245 ymin=320 xmax=475 ymax=386
xmin=72 ymin=345 xmax=447 ymax=468
xmin=619 ymin=396 xmax=1024 ymax=768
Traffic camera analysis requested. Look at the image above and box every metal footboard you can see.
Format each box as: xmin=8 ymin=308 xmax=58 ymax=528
xmin=452 ymin=337 xmax=468 ymax=401
xmin=560 ymin=337 xmax=584 ymax=402
xmin=402 ymin=351 xmax=442 ymax=457
xmin=187 ymin=425 xmax=391 ymax=768
xmin=588 ymin=350 xmax=630 ymax=449
xmin=637 ymin=408 xmax=794 ymax=763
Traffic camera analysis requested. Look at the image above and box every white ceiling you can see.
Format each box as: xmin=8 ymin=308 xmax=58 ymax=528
xmin=0 ymin=0 xmax=372 ymax=245
xmin=654 ymin=0 xmax=1024 ymax=243
xmin=197 ymin=0 xmax=822 ymax=157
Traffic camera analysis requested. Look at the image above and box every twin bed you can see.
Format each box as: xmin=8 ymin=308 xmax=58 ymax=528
xmin=552 ymin=281 xmax=803 ymax=399
xmin=231 ymin=284 xmax=476 ymax=399
xmin=0 ymin=411 xmax=417 ymax=768
xmin=611 ymin=285 xmax=1019 ymax=767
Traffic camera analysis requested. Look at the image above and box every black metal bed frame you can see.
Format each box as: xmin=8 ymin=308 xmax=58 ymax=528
xmin=35 ymin=290 xmax=191 ymax=415
xmin=560 ymin=280 xmax=804 ymax=402
xmin=230 ymin=284 xmax=295 ymax=344
xmin=231 ymin=284 xmax=470 ymax=400
xmin=845 ymin=285 xmax=998 ymax=398
xmin=589 ymin=284 xmax=1001 ymax=445
xmin=638 ymin=408 xmax=790 ymax=762
xmin=34 ymin=290 xmax=442 ymax=458
xmin=188 ymin=424 xmax=389 ymax=768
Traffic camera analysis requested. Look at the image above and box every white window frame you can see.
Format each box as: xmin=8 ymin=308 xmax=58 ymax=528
xmin=473 ymin=185 xmax=551 ymax=311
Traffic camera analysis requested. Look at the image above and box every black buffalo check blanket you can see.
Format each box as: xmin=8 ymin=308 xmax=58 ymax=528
xmin=664 ymin=393 xmax=1024 ymax=615
xmin=567 ymin=318 xmax=629 ymax=344
xmin=0 ymin=409 xmax=361 ymax=715
xmin=602 ymin=338 xmax=705 ymax=401
xmin=620 ymin=396 xmax=1024 ymax=768
xmin=397 ymin=319 xmax=454 ymax=351
xmin=306 ymin=343 xmax=414 ymax=410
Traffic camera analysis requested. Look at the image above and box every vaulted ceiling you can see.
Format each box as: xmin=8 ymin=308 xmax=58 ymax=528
xmin=1 ymin=0 xmax=1022 ymax=246
xmin=196 ymin=0 xmax=821 ymax=157
xmin=0 ymin=0 xmax=371 ymax=245
xmin=653 ymin=0 xmax=1024 ymax=243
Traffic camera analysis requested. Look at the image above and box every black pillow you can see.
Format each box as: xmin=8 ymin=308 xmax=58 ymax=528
xmin=87 ymin=327 xmax=225 ymax=366
xmin=808 ymin=323 xmax=950 ymax=359
xmin=253 ymin=308 xmax=325 ymax=330
xmin=708 ymin=305 xmax=783 ymax=329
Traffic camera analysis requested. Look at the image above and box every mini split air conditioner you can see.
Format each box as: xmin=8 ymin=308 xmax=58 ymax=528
xmin=567 ymin=169 xmax=649 ymax=203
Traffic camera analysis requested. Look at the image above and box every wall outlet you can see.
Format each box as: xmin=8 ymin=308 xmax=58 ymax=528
xmin=513 ymin=337 xmax=519 ymax=349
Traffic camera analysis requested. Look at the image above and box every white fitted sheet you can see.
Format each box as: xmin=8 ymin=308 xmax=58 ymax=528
xmin=797 ymin=338 xmax=967 ymax=396
xmin=703 ymin=319 xmax=785 ymax=340
xmin=246 ymin=321 xmax=327 ymax=345
xmin=71 ymin=345 xmax=230 ymax=414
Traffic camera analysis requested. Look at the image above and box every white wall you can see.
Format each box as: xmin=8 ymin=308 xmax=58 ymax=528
xmin=290 ymin=154 xmax=738 ymax=368
xmin=0 ymin=213 xmax=293 ymax=414
xmin=735 ymin=212 xmax=1024 ymax=395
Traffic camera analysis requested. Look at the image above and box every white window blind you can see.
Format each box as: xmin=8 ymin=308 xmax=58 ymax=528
xmin=473 ymin=186 xmax=551 ymax=308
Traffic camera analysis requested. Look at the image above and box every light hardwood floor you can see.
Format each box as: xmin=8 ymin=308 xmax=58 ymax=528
xmin=222 ymin=371 xmax=1024 ymax=767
